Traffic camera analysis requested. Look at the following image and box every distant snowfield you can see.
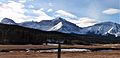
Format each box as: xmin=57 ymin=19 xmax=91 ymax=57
xmin=47 ymin=43 xmax=58 ymax=46
xmin=35 ymin=49 xmax=115 ymax=53
xmin=37 ymin=49 xmax=90 ymax=52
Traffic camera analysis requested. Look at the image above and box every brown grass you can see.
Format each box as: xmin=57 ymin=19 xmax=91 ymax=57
xmin=0 ymin=51 xmax=120 ymax=58
xmin=0 ymin=44 xmax=120 ymax=58
xmin=0 ymin=44 xmax=120 ymax=49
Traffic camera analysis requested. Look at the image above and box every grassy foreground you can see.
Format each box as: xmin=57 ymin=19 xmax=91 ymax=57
xmin=0 ymin=51 xmax=120 ymax=58
xmin=0 ymin=44 xmax=120 ymax=58
xmin=0 ymin=44 xmax=120 ymax=49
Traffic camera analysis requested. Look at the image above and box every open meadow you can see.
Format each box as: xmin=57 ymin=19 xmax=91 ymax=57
xmin=0 ymin=44 xmax=120 ymax=58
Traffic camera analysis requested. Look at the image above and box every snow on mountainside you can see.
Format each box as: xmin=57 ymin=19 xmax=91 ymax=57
xmin=50 ymin=17 xmax=81 ymax=33
xmin=19 ymin=21 xmax=44 ymax=30
xmin=79 ymin=22 xmax=120 ymax=37
xmin=0 ymin=17 xmax=120 ymax=37
xmin=48 ymin=22 xmax=63 ymax=31
xmin=1 ymin=18 xmax=16 ymax=25
xmin=19 ymin=17 xmax=81 ymax=33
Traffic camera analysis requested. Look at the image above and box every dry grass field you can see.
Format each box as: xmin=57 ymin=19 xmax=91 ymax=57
xmin=0 ymin=44 xmax=120 ymax=49
xmin=0 ymin=44 xmax=120 ymax=58
xmin=0 ymin=51 xmax=120 ymax=58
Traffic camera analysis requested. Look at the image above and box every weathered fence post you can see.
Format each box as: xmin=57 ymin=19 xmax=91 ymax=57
xmin=57 ymin=42 xmax=61 ymax=58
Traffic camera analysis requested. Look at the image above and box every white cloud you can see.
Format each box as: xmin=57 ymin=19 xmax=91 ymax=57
xmin=54 ymin=10 xmax=77 ymax=19
xmin=78 ymin=17 xmax=97 ymax=27
xmin=0 ymin=1 xmax=97 ymax=27
xmin=102 ymin=8 xmax=120 ymax=15
xmin=33 ymin=9 xmax=53 ymax=22
xmin=66 ymin=17 xmax=97 ymax=27
xmin=18 ymin=0 xmax=26 ymax=3
xmin=54 ymin=10 xmax=97 ymax=27
xmin=29 ymin=0 xmax=35 ymax=1
xmin=0 ymin=1 xmax=54 ymax=23
xmin=79 ymin=17 xmax=97 ymax=24
xmin=47 ymin=9 xmax=53 ymax=12
xmin=0 ymin=1 xmax=29 ymax=23
xmin=40 ymin=8 xmax=45 ymax=11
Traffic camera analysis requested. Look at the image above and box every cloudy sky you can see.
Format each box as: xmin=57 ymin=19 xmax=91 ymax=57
xmin=0 ymin=0 xmax=119 ymax=27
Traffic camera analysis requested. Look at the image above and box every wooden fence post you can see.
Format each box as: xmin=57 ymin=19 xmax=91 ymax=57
xmin=58 ymin=42 xmax=61 ymax=58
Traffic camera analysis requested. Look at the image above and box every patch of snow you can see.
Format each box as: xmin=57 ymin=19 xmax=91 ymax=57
xmin=48 ymin=22 xmax=63 ymax=31
xmin=61 ymin=49 xmax=90 ymax=52
xmin=108 ymin=27 xmax=114 ymax=33
xmin=47 ymin=43 xmax=58 ymax=46
xmin=115 ymin=32 xmax=120 ymax=37
xmin=39 ymin=49 xmax=90 ymax=52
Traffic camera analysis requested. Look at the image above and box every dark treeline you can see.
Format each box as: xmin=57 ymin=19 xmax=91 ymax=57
xmin=0 ymin=23 xmax=120 ymax=45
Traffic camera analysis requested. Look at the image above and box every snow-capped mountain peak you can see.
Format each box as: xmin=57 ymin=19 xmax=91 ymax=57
xmin=1 ymin=18 xmax=16 ymax=25
xmin=52 ymin=17 xmax=66 ymax=21
xmin=80 ymin=22 xmax=120 ymax=37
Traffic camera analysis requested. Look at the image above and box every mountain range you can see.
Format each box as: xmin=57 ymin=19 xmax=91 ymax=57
xmin=1 ymin=17 xmax=120 ymax=37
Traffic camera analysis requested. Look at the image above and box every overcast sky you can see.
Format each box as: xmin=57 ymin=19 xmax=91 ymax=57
xmin=0 ymin=0 xmax=119 ymax=27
